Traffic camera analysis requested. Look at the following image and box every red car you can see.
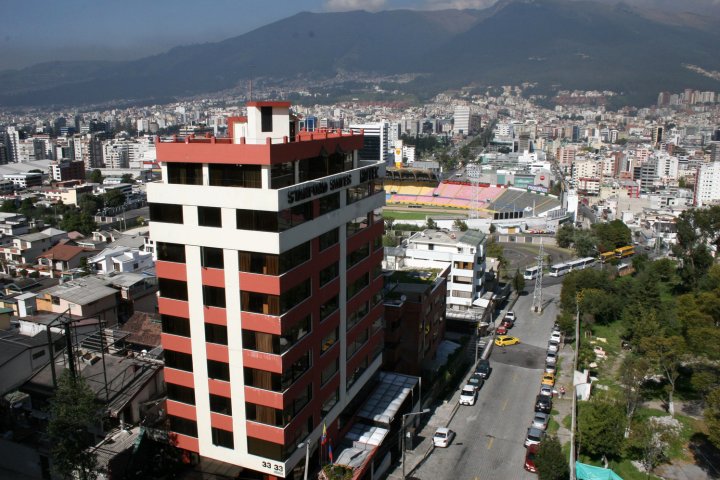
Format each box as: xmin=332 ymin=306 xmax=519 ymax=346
xmin=524 ymin=444 xmax=539 ymax=473
xmin=501 ymin=318 xmax=515 ymax=329
xmin=496 ymin=325 xmax=508 ymax=335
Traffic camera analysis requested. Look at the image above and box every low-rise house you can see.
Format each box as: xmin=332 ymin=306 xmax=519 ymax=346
xmin=0 ymin=228 xmax=68 ymax=272
xmin=36 ymin=243 xmax=98 ymax=277
xmin=88 ymin=246 xmax=153 ymax=275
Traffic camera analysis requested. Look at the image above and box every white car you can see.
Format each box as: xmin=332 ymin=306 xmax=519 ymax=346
xmin=539 ymin=384 xmax=554 ymax=397
xmin=504 ymin=311 xmax=516 ymax=321
xmin=433 ymin=427 xmax=455 ymax=448
xmin=532 ymin=412 xmax=549 ymax=430
xmin=525 ymin=427 xmax=545 ymax=447
xmin=546 ymin=351 xmax=558 ymax=365
xmin=550 ymin=331 xmax=562 ymax=344
xmin=547 ymin=342 xmax=559 ymax=353
xmin=459 ymin=385 xmax=477 ymax=406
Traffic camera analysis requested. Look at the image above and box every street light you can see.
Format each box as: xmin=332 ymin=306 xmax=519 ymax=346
xmin=297 ymin=440 xmax=311 ymax=480
xmin=401 ymin=408 xmax=431 ymax=479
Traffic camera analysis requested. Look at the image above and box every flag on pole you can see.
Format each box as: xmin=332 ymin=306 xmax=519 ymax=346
xmin=328 ymin=441 xmax=334 ymax=464
xmin=321 ymin=422 xmax=327 ymax=446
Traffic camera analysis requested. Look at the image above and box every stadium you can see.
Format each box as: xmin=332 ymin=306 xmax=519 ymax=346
xmin=384 ymin=167 xmax=566 ymax=226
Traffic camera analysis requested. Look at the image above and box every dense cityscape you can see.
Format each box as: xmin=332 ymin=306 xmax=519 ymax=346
xmin=1 ymin=2 xmax=720 ymax=480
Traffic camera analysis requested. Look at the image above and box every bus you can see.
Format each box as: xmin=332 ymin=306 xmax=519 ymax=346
xmin=567 ymin=257 xmax=596 ymax=271
xmin=523 ymin=265 xmax=541 ymax=280
xmin=598 ymin=251 xmax=615 ymax=263
xmin=549 ymin=263 xmax=572 ymax=277
xmin=614 ymin=245 xmax=635 ymax=259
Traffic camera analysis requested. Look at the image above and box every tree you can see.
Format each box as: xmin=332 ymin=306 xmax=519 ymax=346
xmin=556 ymin=223 xmax=575 ymax=248
xmin=384 ymin=217 xmax=395 ymax=233
xmin=535 ymin=436 xmax=569 ymax=480
xmin=618 ymin=356 xmax=650 ymax=434
xmin=573 ymin=230 xmax=597 ymax=257
xmin=627 ymin=417 xmax=680 ymax=474
xmin=104 ymin=189 xmax=125 ymax=208
xmin=120 ymin=173 xmax=134 ymax=184
xmin=78 ymin=195 xmax=103 ymax=215
xmin=88 ymin=169 xmax=103 ymax=184
xmin=425 ymin=217 xmax=437 ymax=230
xmin=639 ymin=335 xmax=686 ymax=416
xmin=706 ymin=387 xmax=720 ymax=449
xmin=487 ymin=239 xmax=507 ymax=280
xmin=453 ymin=219 xmax=468 ymax=231
xmin=591 ymin=220 xmax=631 ymax=252
xmin=578 ymin=398 xmax=626 ymax=459
xmin=0 ymin=199 xmax=17 ymax=212
xmin=512 ymin=269 xmax=526 ymax=294
xmin=48 ymin=371 xmax=99 ymax=480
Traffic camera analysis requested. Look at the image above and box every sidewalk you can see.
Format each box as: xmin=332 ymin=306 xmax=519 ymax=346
xmin=553 ymin=341 xmax=574 ymax=446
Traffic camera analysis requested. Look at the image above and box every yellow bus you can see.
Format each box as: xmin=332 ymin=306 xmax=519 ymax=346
xmin=614 ymin=245 xmax=635 ymax=258
xmin=599 ymin=251 xmax=615 ymax=263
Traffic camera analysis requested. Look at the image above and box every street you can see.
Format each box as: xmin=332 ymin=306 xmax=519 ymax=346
xmin=411 ymin=284 xmax=561 ymax=480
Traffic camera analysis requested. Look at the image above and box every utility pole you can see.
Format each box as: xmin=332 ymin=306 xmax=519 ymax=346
xmin=531 ymin=240 xmax=544 ymax=313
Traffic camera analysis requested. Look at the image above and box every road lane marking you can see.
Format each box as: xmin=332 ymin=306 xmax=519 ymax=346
xmin=487 ymin=436 xmax=494 ymax=449
xmin=502 ymin=398 xmax=508 ymax=411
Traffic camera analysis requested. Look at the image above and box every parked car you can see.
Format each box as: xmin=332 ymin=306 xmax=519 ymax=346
xmin=433 ymin=427 xmax=455 ymax=448
xmin=501 ymin=317 xmax=515 ymax=329
xmin=539 ymin=384 xmax=554 ymax=397
xmin=459 ymin=385 xmax=478 ymax=406
xmin=544 ymin=363 xmax=557 ymax=374
xmin=525 ymin=427 xmax=546 ymax=447
xmin=476 ymin=359 xmax=491 ymax=379
xmin=495 ymin=335 xmax=520 ymax=347
xmin=524 ymin=444 xmax=539 ymax=473
xmin=532 ymin=412 xmax=549 ymax=430
xmin=550 ymin=331 xmax=562 ymax=343
xmin=546 ymin=351 xmax=558 ymax=365
xmin=496 ymin=324 xmax=508 ymax=335
xmin=467 ymin=373 xmax=485 ymax=391
xmin=547 ymin=341 xmax=559 ymax=353
xmin=535 ymin=394 xmax=552 ymax=414
xmin=541 ymin=372 xmax=555 ymax=386
xmin=504 ymin=311 xmax=516 ymax=322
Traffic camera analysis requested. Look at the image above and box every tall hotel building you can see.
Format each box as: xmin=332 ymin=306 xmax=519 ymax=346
xmin=149 ymin=102 xmax=386 ymax=479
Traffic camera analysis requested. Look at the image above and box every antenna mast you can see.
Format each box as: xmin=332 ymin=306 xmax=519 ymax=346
xmin=532 ymin=239 xmax=544 ymax=313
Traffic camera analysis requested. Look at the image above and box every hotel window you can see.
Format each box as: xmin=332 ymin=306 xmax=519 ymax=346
xmin=201 ymin=247 xmax=224 ymax=269
xmin=346 ymin=356 xmax=368 ymax=391
xmin=320 ymin=328 xmax=338 ymax=355
xmin=242 ymin=314 xmax=310 ymax=355
xmin=319 ymin=262 xmax=339 ymax=287
xmin=319 ymin=192 xmax=340 ymax=215
xmin=203 ymin=286 xmax=226 ymax=308
xmin=198 ymin=206 xmax=222 ymax=227
xmin=347 ymin=273 xmax=369 ymax=300
xmin=236 ymin=209 xmax=278 ymax=232
xmin=280 ymin=351 xmax=312 ymax=390
xmin=321 ymin=388 xmax=339 ymax=417
xmin=149 ymin=203 xmax=183 ymax=224
xmin=319 ymin=228 xmax=339 ymax=251
xmin=205 ymin=324 xmax=228 ymax=345
xmin=270 ymin=161 xmax=294 ymax=189
xmin=207 ymin=360 xmax=230 ymax=381
xmin=347 ymin=181 xmax=374 ymax=204
xmin=321 ymin=358 xmax=339 ymax=385
xmin=246 ymin=402 xmax=283 ymax=427
xmin=346 ymin=328 xmax=369 ymax=360
xmin=320 ymin=295 xmax=339 ymax=321
xmin=158 ymin=278 xmax=188 ymax=301
xmin=209 ymin=164 xmax=261 ymax=188
xmin=346 ymin=214 xmax=370 ymax=237
xmin=157 ymin=242 xmax=185 ymax=263
xmin=278 ymin=202 xmax=313 ymax=231
xmin=167 ymin=162 xmax=202 ymax=185
xmin=167 ymin=383 xmax=195 ymax=405
xmin=209 ymin=394 xmax=232 ymax=415
xmin=161 ymin=314 xmax=190 ymax=337
xmin=164 ymin=350 xmax=193 ymax=372
xmin=347 ymin=301 xmax=369 ymax=331
xmin=211 ymin=427 xmax=234 ymax=449
xmin=168 ymin=415 xmax=198 ymax=437
xmin=346 ymin=243 xmax=369 ymax=269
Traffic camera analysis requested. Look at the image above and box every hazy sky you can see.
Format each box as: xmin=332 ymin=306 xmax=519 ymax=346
xmin=1 ymin=0 xmax=502 ymax=70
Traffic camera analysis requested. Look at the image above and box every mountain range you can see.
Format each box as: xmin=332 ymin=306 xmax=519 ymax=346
xmin=1 ymin=0 xmax=719 ymax=108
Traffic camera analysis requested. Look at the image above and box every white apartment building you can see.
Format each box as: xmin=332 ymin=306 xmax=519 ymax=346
xmin=88 ymin=246 xmax=154 ymax=274
xmin=453 ymin=105 xmax=470 ymax=135
xmin=349 ymin=122 xmax=390 ymax=164
xmin=696 ymin=161 xmax=720 ymax=206
xmin=384 ymin=229 xmax=486 ymax=312
xmin=654 ymin=153 xmax=679 ymax=183
xmin=103 ymin=141 xmax=130 ymax=169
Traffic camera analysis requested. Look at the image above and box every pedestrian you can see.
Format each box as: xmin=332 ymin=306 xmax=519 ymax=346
xmin=559 ymin=385 xmax=566 ymax=399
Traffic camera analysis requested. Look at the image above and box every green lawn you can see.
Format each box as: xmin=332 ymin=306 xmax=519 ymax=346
xmin=609 ymin=459 xmax=662 ymax=480
xmin=382 ymin=210 xmax=430 ymax=220
xmin=547 ymin=418 xmax=560 ymax=435
xmin=562 ymin=415 xmax=571 ymax=430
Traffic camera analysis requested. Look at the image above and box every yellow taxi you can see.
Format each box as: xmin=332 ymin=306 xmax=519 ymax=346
xmin=495 ymin=335 xmax=520 ymax=347
xmin=541 ymin=372 xmax=556 ymax=386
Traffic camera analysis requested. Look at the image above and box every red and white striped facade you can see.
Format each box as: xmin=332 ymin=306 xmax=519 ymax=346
xmin=149 ymin=102 xmax=386 ymax=479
